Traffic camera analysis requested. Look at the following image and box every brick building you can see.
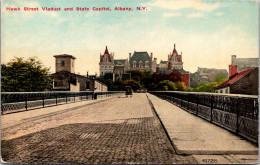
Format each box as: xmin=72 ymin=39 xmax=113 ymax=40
xmin=154 ymin=44 xmax=190 ymax=87
xmin=51 ymin=54 xmax=107 ymax=91
xmin=214 ymin=66 xmax=258 ymax=95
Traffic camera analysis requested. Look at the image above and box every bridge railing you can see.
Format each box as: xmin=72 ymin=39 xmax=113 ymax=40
xmin=150 ymin=91 xmax=258 ymax=144
xmin=1 ymin=91 xmax=125 ymax=114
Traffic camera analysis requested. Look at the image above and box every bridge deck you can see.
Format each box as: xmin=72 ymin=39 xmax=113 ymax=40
xmin=147 ymin=94 xmax=258 ymax=161
xmin=1 ymin=93 xmax=258 ymax=164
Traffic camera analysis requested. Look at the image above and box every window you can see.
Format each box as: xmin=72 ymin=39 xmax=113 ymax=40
xmin=139 ymin=61 xmax=143 ymax=68
xmin=61 ymin=60 xmax=65 ymax=66
xmin=54 ymin=82 xmax=58 ymax=87
xmin=145 ymin=61 xmax=149 ymax=67
xmin=133 ymin=61 xmax=136 ymax=68
xmin=225 ymin=88 xmax=228 ymax=93
xmin=85 ymin=82 xmax=90 ymax=89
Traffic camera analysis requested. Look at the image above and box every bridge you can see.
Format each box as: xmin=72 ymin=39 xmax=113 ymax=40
xmin=1 ymin=91 xmax=258 ymax=164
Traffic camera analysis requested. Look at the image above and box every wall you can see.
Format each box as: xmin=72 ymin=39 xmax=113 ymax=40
xmin=230 ymin=68 xmax=258 ymax=95
xmin=56 ymin=57 xmax=74 ymax=73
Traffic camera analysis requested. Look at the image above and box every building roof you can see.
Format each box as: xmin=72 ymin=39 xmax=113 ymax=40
xmin=129 ymin=51 xmax=151 ymax=67
xmin=197 ymin=68 xmax=228 ymax=75
xmin=160 ymin=60 xmax=168 ymax=64
xmin=54 ymin=54 xmax=76 ymax=59
xmin=114 ymin=59 xmax=127 ymax=66
xmin=51 ymin=71 xmax=107 ymax=86
xmin=214 ymin=68 xmax=256 ymax=89
xmin=100 ymin=46 xmax=112 ymax=63
xmin=157 ymin=67 xmax=189 ymax=74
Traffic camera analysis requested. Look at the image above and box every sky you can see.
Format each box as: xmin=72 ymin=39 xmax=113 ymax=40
xmin=1 ymin=0 xmax=259 ymax=75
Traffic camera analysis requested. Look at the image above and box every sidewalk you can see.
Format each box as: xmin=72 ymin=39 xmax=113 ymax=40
xmin=1 ymin=94 xmax=122 ymax=130
xmin=146 ymin=93 xmax=258 ymax=156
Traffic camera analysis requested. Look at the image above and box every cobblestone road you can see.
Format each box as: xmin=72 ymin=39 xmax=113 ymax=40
xmin=1 ymin=93 xmax=197 ymax=164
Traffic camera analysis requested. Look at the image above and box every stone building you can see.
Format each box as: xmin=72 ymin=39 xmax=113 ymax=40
xmin=214 ymin=66 xmax=258 ymax=95
xmin=231 ymin=55 xmax=258 ymax=72
xmin=99 ymin=46 xmax=130 ymax=77
xmin=129 ymin=51 xmax=157 ymax=72
xmin=190 ymin=68 xmax=228 ymax=87
xmin=154 ymin=44 xmax=190 ymax=87
xmin=51 ymin=54 xmax=107 ymax=91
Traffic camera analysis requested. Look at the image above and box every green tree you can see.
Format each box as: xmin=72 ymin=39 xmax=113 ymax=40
xmin=176 ymin=81 xmax=187 ymax=91
xmin=124 ymin=79 xmax=142 ymax=91
xmin=157 ymin=80 xmax=177 ymax=91
xmin=1 ymin=57 xmax=52 ymax=92
xmin=215 ymin=74 xmax=227 ymax=83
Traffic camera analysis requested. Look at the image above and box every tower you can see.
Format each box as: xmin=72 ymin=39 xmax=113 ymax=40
xmin=54 ymin=54 xmax=76 ymax=73
xmin=167 ymin=44 xmax=183 ymax=70
xmin=99 ymin=46 xmax=114 ymax=76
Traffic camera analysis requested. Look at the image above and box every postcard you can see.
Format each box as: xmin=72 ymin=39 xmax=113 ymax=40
xmin=1 ymin=0 xmax=259 ymax=164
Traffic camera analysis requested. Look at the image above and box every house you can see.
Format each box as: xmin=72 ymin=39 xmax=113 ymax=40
xmin=190 ymin=68 xmax=228 ymax=87
xmin=51 ymin=54 xmax=107 ymax=91
xmin=214 ymin=65 xmax=258 ymax=95
xmin=231 ymin=55 xmax=258 ymax=72
xmin=154 ymin=44 xmax=190 ymax=87
xmin=129 ymin=51 xmax=157 ymax=72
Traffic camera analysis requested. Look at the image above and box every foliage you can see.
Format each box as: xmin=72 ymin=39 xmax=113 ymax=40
xmin=1 ymin=57 xmax=52 ymax=92
xmin=215 ymin=74 xmax=227 ymax=83
xmin=124 ymin=79 xmax=142 ymax=91
xmin=191 ymin=82 xmax=219 ymax=92
xmin=176 ymin=81 xmax=187 ymax=91
xmin=157 ymin=80 xmax=177 ymax=91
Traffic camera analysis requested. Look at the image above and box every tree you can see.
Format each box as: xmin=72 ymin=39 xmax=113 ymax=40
xmin=215 ymin=74 xmax=227 ymax=83
xmin=157 ymin=80 xmax=177 ymax=91
xmin=1 ymin=57 xmax=52 ymax=92
xmin=176 ymin=81 xmax=187 ymax=91
xmin=124 ymin=79 xmax=142 ymax=91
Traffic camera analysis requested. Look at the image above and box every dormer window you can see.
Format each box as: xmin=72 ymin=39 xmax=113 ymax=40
xmin=105 ymin=56 xmax=108 ymax=62
xmin=139 ymin=61 xmax=143 ymax=68
xmin=145 ymin=61 xmax=149 ymax=67
xmin=133 ymin=61 xmax=136 ymax=68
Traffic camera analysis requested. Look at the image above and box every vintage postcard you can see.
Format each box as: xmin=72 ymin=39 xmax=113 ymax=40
xmin=1 ymin=0 xmax=259 ymax=164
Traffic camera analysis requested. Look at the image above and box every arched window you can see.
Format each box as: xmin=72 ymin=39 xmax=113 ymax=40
xmin=145 ymin=61 xmax=149 ymax=67
xmin=139 ymin=61 xmax=143 ymax=68
xmin=133 ymin=61 xmax=136 ymax=68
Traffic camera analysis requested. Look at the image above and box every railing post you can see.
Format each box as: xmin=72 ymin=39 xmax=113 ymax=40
xmin=66 ymin=94 xmax=68 ymax=104
xmin=25 ymin=95 xmax=28 ymax=110
xmin=236 ymin=97 xmax=240 ymax=134
xmin=80 ymin=93 xmax=82 ymax=101
xmin=74 ymin=94 xmax=76 ymax=102
xmin=210 ymin=95 xmax=213 ymax=122
xmin=42 ymin=94 xmax=45 ymax=108
xmin=187 ymin=94 xmax=190 ymax=110
xmin=196 ymin=95 xmax=199 ymax=115
xmin=56 ymin=94 xmax=58 ymax=105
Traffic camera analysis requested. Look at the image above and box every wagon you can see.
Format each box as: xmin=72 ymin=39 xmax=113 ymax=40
xmin=125 ymin=86 xmax=133 ymax=97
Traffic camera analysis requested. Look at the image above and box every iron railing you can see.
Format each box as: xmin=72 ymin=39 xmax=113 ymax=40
xmin=150 ymin=91 xmax=258 ymax=144
xmin=1 ymin=91 xmax=124 ymax=114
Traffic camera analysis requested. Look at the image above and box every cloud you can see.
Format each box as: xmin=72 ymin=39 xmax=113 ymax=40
xmin=215 ymin=12 xmax=223 ymax=16
xmin=150 ymin=0 xmax=220 ymax=12
xmin=163 ymin=12 xmax=182 ymax=17
xmin=187 ymin=13 xmax=203 ymax=18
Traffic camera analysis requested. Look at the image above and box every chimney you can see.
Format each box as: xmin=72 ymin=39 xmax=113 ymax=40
xmin=150 ymin=52 xmax=153 ymax=60
xmin=231 ymin=55 xmax=236 ymax=65
xmin=229 ymin=65 xmax=238 ymax=77
xmin=154 ymin=58 xmax=157 ymax=63
xmin=129 ymin=53 xmax=131 ymax=60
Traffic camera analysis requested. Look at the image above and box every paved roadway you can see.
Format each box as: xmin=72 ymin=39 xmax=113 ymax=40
xmin=1 ymin=93 xmax=197 ymax=164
